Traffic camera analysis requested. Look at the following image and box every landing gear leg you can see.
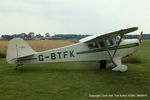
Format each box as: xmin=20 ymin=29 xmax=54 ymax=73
xmin=100 ymin=60 xmax=106 ymax=70
xmin=112 ymin=57 xmax=128 ymax=72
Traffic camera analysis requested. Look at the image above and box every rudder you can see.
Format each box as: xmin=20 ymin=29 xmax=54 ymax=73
xmin=6 ymin=38 xmax=36 ymax=64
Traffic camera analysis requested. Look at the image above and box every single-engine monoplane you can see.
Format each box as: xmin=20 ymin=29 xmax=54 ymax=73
xmin=6 ymin=27 xmax=142 ymax=72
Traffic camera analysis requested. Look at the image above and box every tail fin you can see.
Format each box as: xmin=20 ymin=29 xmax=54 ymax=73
xmin=6 ymin=38 xmax=36 ymax=64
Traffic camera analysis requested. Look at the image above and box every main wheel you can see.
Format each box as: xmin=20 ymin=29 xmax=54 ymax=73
xmin=100 ymin=60 xmax=106 ymax=69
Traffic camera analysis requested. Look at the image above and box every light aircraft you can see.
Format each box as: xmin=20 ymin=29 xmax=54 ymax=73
xmin=6 ymin=27 xmax=142 ymax=72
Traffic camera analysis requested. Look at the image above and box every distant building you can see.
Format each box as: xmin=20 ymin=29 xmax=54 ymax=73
xmin=36 ymin=37 xmax=51 ymax=40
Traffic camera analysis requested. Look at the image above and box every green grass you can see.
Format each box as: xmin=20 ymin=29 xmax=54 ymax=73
xmin=0 ymin=41 xmax=150 ymax=100
xmin=0 ymin=52 xmax=6 ymax=58
xmin=67 ymin=39 xmax=79 ymax=43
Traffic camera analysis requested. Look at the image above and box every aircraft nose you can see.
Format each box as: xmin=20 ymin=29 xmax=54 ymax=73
xmin=127 ymin=39 xmax=140 ymax=46
xmin=132 ymin=39 xmax=140 ymax=47
xmin=135 ymin=39 xmax=140 ymax=45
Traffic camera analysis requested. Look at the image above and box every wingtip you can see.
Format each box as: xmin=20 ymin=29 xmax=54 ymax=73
xmin=132 ymin=27 xmax=138 ymax=31
xmin=126 ymin=27 xmax=138 ymax=33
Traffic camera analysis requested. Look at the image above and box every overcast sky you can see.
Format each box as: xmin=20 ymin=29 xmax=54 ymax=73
xmin=0 ymin=0 xmax=149 ymax=36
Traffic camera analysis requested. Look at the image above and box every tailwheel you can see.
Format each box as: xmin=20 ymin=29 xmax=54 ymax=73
xmin=100 ymin=60 xmax=107 ymax=70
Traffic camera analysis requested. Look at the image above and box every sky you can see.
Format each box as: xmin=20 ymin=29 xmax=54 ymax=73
xmin=0 ymin=0 xmax=150 ymax=36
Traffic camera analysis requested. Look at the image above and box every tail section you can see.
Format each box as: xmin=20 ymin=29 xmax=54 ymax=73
xmin=6 ymin=38 xmax=36 ymax=64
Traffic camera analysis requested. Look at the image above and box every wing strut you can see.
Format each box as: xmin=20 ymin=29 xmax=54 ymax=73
xmin=112 ymin=35 xmax=123 ymax=58
xmin=104 ymin=35 xmax=123 ymax=66
xmin=104 ymin=40 xmax=116 ymax=66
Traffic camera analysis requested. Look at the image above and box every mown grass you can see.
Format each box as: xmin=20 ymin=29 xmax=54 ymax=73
xmin=0 ymin=40 xmax=73 ymax=53
xmin=0 ymin=40 xmax=72 ymax=58
xmin=0 ymin=41 xmax=150 ymax=100
xmin=0 ymin=52 xmax=6 ymax=58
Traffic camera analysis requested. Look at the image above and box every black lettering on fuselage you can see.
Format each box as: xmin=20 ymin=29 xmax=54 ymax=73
xmin=38 ymin=50 xmax=75 ymax=61
xmin=51 ymin=53 xmax=56 ymax=60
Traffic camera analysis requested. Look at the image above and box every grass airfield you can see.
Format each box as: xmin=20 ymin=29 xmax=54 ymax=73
xmin=0 ymin=41 xmax=150 ymax=100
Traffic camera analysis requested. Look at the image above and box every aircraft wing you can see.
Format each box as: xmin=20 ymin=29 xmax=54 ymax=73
xmin=79 ymin=27 xmax=138 ymax=43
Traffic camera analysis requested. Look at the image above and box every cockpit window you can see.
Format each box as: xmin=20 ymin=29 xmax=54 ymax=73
xmin=88 ymin=42 xmax=98 ymax=49
xmin=115 ymin=36 xmax=122 ymax=43
xmin=109 ymin=39 xmax=114 ymax=46
xmin=116 ymin=36 xmax=120 ymax=41
xmin=99 ymin=41 xmax=105 ymax=48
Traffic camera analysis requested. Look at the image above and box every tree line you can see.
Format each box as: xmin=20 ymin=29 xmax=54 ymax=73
xmin=1 ymin=32 xmax=150 ymax=40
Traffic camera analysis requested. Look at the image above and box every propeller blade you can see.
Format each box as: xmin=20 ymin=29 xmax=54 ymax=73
xmin=138 ymin=31 xmax=143 ymax=43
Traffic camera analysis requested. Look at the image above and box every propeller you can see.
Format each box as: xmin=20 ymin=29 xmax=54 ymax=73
xmin=138 ymin=31 xmax=143 ymax=43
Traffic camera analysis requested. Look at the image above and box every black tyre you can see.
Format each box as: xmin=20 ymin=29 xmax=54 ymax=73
xmin=100 ymin=60 xmax=107 ymax=69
